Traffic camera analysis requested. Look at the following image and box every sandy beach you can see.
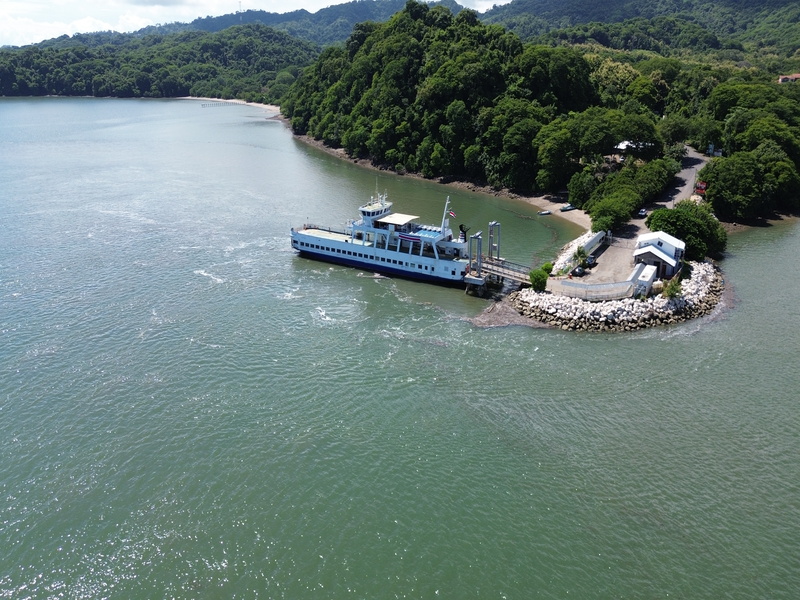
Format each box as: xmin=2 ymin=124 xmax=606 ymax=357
xmin=181 ymin=97 xmax=592 ymax=240
xmin=179 ymin=97 xmax=281 ymax=114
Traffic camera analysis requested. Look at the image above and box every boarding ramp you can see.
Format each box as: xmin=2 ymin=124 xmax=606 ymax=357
xmin=468 ymin=222 xmax=533 ymax=286
xmin=480 ymin=257 xmax=533 ymax=285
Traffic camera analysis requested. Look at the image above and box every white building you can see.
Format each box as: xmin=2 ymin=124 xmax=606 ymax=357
xmin=633 ymin=231 xmax=686 ymax=278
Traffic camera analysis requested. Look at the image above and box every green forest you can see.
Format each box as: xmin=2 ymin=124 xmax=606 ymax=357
xmin=482 ymin=0 xmax=800 ymax=70
xmin=2 ymin=0 xmax=799 ymax=249
xmin=282 ymin=1 xmax=800 ymax=244
xmin=0 ymin=24 xmax=319 ymax=103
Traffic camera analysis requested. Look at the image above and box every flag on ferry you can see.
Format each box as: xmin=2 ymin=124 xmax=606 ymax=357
xmin=448 ymin=210 xmax=457 ymax=217
xmin=399 ymin=233 xmax=420 ymax=242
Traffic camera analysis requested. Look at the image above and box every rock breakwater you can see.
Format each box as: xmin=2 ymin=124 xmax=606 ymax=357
xmin=508 ymin=261 xmax=724 ymax=332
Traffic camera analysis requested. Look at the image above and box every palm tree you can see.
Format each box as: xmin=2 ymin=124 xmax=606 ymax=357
xmin=572 ymin=245 xmax=588 ymax=267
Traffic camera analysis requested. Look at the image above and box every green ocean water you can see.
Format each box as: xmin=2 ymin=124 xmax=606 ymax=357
xmin=1 ymin=97 xmax=798 ymax=599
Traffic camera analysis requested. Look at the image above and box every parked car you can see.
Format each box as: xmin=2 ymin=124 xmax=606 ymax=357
xmin=638 ymin=208 xmax=647 ymax=218
xmin=585 ymin=254 xmax=596 ymax=267
xmin=695 ymin=181 xmax=707 ymax=195
xmin=571 ymin=266 xmax=585 ymax=277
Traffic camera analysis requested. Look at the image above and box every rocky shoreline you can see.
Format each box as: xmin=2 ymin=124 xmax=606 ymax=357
xmin=506 ymin=261 xmax=724 ymax=332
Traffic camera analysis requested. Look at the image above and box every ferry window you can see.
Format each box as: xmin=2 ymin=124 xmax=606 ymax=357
xmin=418 ymin=265 xmax=422 ymax=269
xmin=452 ymin=270 xmax=456 ymax=275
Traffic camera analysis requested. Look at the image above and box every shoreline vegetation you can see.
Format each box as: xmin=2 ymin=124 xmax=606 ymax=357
xmin=193 ymin=97 xmax=734 ymax=331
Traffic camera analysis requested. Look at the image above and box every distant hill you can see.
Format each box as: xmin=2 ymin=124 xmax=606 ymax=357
xmin=136 ymin=0 xmax=464 ymax=46
xmin=18 ymin=0 xmax=800 ymax=74
xmin=482 ymin=0 xmax=795 ymax=34
xmin=482 ymin=0 xmax=800 ymax=57
xmin=27 ymin=0 xmax=798 ymax=64
xmin=138 ymin=0 xmax=800 ymax=64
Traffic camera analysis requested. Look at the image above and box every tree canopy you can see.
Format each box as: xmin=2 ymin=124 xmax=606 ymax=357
xmin=0 ymin=24 xmax=320 ymax=103
xmin=646 ymin=200 xmax=727 ymax=259
xmin=282 ymin=1 xmax=664 ymax=195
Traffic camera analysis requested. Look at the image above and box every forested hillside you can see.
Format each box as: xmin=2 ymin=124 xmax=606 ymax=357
xmin=0 ymin=24 xmax=319 ymax=102
xmin=483 ymin=0 xmax=795 ymax=40
xmin=282 ymin=0 xmax=800 ymax=234
xmin=188 ymin=0 xmax=462 ymax=46
xmin=484 ymin=0 xmax=800 ymax=72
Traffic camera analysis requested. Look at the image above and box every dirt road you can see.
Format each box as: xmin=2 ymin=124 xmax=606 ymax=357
xmin=549 ymin=146 xmax=710 ymax=288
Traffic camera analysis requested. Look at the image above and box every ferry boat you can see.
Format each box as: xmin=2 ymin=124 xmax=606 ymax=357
xmin=290 ymin=193 xmax=484 ymax=286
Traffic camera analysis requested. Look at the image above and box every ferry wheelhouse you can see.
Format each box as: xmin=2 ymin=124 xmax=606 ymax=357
xmin=290 ymin=193 xmax=483 ymax=286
